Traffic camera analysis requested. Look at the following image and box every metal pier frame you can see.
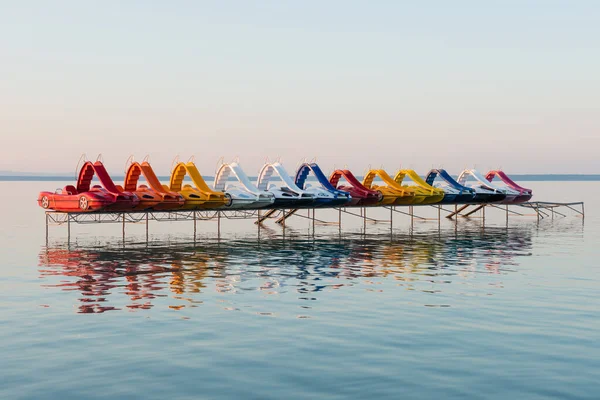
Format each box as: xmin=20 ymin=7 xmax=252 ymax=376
xmin=45 ymin=201 xmax=585 ymax=241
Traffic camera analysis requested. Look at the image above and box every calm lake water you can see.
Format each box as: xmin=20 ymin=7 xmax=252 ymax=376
xmin=1 ymin=181 xmax=598 ymax=399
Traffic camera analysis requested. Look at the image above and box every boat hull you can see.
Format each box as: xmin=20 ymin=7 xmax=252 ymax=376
xmin=197 ymin=198 xmax=228 ymax=209
xmin=471 ymin=192 xmax=506 ymax=204
xmin=128 ymin=191 xmax=162 ymax=210
xmin=271 ymin=198 xmax=316 ymax=209
xmin=306 ymin=197 xmax=349 ymax=208
xmin=224 ymin=198 xmax=274 ymax=209
xmin=357 ymin=196 xmax=381 ymax=207
xmin=413 ymin=194 xmax=445 ymax=205
xmin=151 ymin=194 xmax=185 ymax=210
xmin=103 ymin=198 xmax=139 ymax=211
xmin=511 ymin=194 xmax=532 ymax=204
xmin=438 ymin=193 xmax=458 ymax=204
xmin=441 ymin=193 xmax=476 ymax=204
xmin=500 ymin=194 xmax=520 ymax=204
xmin=390 ymin=195 xmax=413 ymax=205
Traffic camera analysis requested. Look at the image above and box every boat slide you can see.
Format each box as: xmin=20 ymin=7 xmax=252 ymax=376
xmin=294 ymin=162 xmax=351 ymax=207
xmin=214 ymin=162 xmax=275 ymax=209
xmin=485 ymin=170 xmax=533 ymax=204
xmin=256 ymin=162 xmax=315 ymax=208
xmin=457 ymin=169 xmax=515 ymax=204
xmin=362 ymin=169 xmax=414 ymax=205
xmin=393 ymin=170 xmax=445 ymax=205
xmin=169 ymin=162 xmax=227 ymax=209
xmin=329 ymin=169 xmax=381 ymax=206
xmin=424 ymin=169 xmax=476 ymax=204
xmin=122 ymin=160 xmax=185 ymax=210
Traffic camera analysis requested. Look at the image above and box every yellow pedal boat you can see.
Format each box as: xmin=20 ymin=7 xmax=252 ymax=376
xmin=362 ymin=169 xmax=415 ymax=205
xmin=393 ymin=170 xmax=445 ymax=205
xmin=168 ymin=162 xmax=227 ymax=209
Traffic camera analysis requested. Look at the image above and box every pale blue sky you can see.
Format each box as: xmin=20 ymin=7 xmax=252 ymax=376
xmin=1 ymin=1 xmax=599 ymax=176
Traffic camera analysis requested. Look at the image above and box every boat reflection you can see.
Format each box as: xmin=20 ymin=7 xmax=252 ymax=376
xmin=39 ymin=227 xmax=535 ymax=314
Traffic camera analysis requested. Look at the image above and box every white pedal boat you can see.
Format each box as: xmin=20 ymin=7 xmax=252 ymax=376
xmin=457 ymin=169 xmax=519 ymax=204
xmin=257 ymin=162 xmax=315 ymax=208
xmin=214 ymin=162 xmax=275 ymax=209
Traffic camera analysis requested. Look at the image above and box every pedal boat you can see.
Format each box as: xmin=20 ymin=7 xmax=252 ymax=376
xmin=393 ymin=170 xmax=445 ymax=205
xmin=168 ymin=162 xmax=227 ymax=210
xmin=294 ymin=162 xmax=352 ymax=207
xmin=424 ymin=169 xmax=476 ymax=204
xmin=329 ymin=169 xmax=380 ymax=207
xmin=214 ymin=162 xmax=275 ymax=209
xmin=119 ymin=161 xmax=184 ymax=210
xmin=362 ymin=169 xmax=414 ymax=205
xmin=38 ymin=161 xmax=140 ymax=212
xmin=457 ymin=169 xmax=512 ymax=203
xmin=485 ymin=170 xmax=533 ymax=204
xmin=257 ymin=162 xmax=315 ymax=208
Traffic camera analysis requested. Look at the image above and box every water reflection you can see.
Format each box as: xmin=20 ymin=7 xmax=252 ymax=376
xmin=39 ymin=227 xmax=535 ymax=314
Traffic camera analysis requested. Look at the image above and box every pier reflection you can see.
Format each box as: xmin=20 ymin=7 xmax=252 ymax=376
xmin=39 ymin=227 xmax=535 ymax=314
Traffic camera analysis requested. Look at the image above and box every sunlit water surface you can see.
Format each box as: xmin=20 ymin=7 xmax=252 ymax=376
xmin=1 ymin=182 xmax=598 ymax=399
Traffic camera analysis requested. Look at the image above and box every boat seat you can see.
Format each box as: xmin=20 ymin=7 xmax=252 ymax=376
xmin=64 ymin=185 xmax=77 ymax=195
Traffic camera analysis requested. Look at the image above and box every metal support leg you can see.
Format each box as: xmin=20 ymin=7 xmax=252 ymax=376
xmin=45 ymin=213 xmax=49 ymax=244
xmin=146 ymin=212 xmax=149 ymax=242
xmin=455 ymin=205 xmax=459 ymax=232
xmin=67 ymin=215 xmax=71 ymax=243
xmin=282 ymin=209 xmax=286 ymax=237
xmin=482 ymin=205 xmax=486 ymax=228
xmin=217 ymin=211 xmax=221 ymax=237
xmin=193 ymin=211 xmax=197 ymax=238
xmin=339 ymin=208 xmax=342 ymax=233
xmin=122 ymin=213 xmax=125 ymax=240
xmin=506 ymin=205 xmax=509 ymax=226
xmin=363 ymin=207 xmax=367 ymax=232
xmin=454 ymin=211 xmax=458 ymax=234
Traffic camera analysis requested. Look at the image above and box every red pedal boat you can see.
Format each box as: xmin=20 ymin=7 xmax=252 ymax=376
xmin=485 ymin=170 xmax=533 ymax=204
xmin=38 ymin=161 xmax=139 ymax=212
xmin=329 ymin=169 xmax=381 ymax=206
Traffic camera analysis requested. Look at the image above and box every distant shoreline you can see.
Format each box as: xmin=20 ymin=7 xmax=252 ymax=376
xmin=2 ymin=174 xmax=600 ymax=182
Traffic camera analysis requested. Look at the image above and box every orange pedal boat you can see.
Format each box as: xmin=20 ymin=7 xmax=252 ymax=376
xmin=117 ymin=159 xmax=185 ymax=210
